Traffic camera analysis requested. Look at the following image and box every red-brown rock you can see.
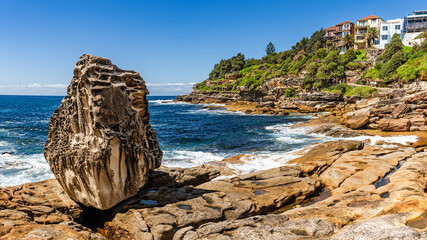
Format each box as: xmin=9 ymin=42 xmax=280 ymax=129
xmin=378 ymin=118 xmax=411 ymax=132
xmin=391 ymin=103 xmax=408 ymax=118
xmin=410 ymin=116 xmax=426 ymax=127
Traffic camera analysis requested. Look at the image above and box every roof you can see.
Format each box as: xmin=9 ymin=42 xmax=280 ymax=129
xmin=358 ymin=15 xmax=381 ymax=21
xmin=336 ymin=21 xmax=353 ymax=25
xmin=325 ymin=26 xmax=336 ymax=31
xmin=385 ymin=18 xmax=404 ymax=23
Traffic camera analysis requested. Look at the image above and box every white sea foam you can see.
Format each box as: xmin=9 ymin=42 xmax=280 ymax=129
xmin=276 ymin=136 xmax=305 ymax=143
xmin=183 ymin=108 xmax=244 ymax=116
xmin=223 ymin=149 xmax=307 ymax=175
xmin=149 ymin=100 xmax=192 ymax=105
xmin=0 ymin=153 xmax=54 ymax=187
xmin=162 ymin=150 xmax=225 ymax=168
xmin=200 ymin=103 xmax=226 ymax=107
xmin=0 ymin=129 xmax=26 ymax=137
xmin=265 ymin=123 xmax=321 ymax=145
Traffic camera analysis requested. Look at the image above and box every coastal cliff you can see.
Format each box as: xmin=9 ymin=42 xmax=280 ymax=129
xmin=176 ymin=30 xmax=427 ymax=132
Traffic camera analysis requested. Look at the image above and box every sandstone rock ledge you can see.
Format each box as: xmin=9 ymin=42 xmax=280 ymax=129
xmin=2 ymin=140 xmax=427 ymax=239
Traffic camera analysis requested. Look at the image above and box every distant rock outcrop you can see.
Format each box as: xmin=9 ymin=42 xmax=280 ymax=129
xmin=43 ymin=54 xmax=162 ymax=210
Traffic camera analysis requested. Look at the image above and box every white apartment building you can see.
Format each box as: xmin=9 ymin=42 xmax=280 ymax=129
xmin=378 ymin=18 xmax=404 ymax=49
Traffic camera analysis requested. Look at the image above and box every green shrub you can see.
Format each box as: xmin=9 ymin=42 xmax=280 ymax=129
xmin=394 ymin=53 xmax=427 ymax=82
xmin=362 ymin=67 xmax=379 ymax=80
xmin=343 ymin=48 xmax=357 ymax=62
xmin=208 ymin=53 xmax=246 ymax=80
xmin=346 ymin=62 xmax=363 ymax=70
xmin=328 ymin=83 xmax=351 ymax=94
xmin=345 ymin=86 xmax=378 ymax=98
xmin=285 ymin=88 xmax=296 ymax=97
xmin=378 ymin=51 xmax=408 ymax=81
xmin=378 ymin=34 xmax=403 ymax=63
xmin=312 ymin=81 xmax=323 ymax=90
xmin=355 ymin=50 xmax=367 ymax=61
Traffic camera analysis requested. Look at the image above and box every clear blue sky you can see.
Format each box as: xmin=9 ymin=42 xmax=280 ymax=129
xmin=0 ymin=0 xmax=424 ymax=96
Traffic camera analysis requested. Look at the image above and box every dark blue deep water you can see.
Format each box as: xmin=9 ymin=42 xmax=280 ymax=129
xmin=0 ymin=95 xmax=331 ymax=187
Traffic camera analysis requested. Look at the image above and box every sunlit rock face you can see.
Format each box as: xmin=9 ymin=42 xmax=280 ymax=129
xmin=44 ymin=54 xmax=162 ymax=210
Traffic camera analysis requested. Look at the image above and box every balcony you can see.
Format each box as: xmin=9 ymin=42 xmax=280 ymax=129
xmin=355 ymin=34 xmax=365 ymax=42
xmin=356 ymin=23 xmax=369 ymax=28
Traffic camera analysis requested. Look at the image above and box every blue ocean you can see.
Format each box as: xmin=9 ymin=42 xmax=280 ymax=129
xmin=0 ymin=95 xmax=414 ymax=187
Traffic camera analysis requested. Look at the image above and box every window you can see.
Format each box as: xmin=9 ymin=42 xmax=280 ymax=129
xmin=371 ymin=19 xmax=376 ymax=23
xmin=381 ymin=35 xmax=388 ymax=40
xmin=395 ymin=25 xmax=401 ymax=30
xmin=383 ymin=26 xmax=388 ymax=31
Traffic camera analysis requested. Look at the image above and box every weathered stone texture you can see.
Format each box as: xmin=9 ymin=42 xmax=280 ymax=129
xmin=43 ymin=54 xmax=162 ymax=210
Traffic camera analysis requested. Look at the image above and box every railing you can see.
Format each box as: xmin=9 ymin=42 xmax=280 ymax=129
xmin=357 ymin=23 xmax=368 ymax=27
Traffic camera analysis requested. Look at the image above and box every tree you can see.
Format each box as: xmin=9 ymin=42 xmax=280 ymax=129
xmin=208 ymin=53 xmax=246 ymax=80
xmin=378 ymin=33 xmax=403 ymax=63
xmin=230 ymin=53 xmax=245 ymax=71
xmin=316 ymin=50 xmax=345 ymax=85
xmin=378 ymin=51 xmax=408 ymax=81
xmin=343 ymin=34 xmax=355 ymax=50
xmin=342 ymin=48 xmax=357 ymax=62
xmin=364 ymin=27 xmax=379 ymax=48
xmin=265 ymin=42 xmax=276 ymax=55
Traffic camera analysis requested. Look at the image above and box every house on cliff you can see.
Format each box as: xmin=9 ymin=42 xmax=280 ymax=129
xmin=336 ymin=21 xmax=355 ymax=52
xmin=378 ymin=18 xmax=404 ymax=49
xmin=402 ymin=10 xmax=427 ymax=47
xmin=355 ymin=15 xmax=385 ymax=49
xmin=324 ymin=21 xmax=355 ymax=52
xmin=324 ymin=25 xmax=337 ymax=43
xmin=404 ymin=10 xmax=427 ymax=33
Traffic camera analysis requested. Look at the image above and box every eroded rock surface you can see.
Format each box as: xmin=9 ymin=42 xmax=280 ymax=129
xmin=0 ymin=179 xmax=103 ymax=239
xmin=3 ymin=140 xmax=427 ymax=239
xmin=43 ymin=54 xmax=162 ymax=210
xmin=343 ymin=90 xmax=427 ymax=132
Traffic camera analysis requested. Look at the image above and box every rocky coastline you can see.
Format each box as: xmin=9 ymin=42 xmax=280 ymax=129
xmin=2 ymin=139 xmax=427 ymax=239
xmin=1 ymin=55 xmax=427 ymax=240
xmin=176 ymin=81 xmax=427 ymax=134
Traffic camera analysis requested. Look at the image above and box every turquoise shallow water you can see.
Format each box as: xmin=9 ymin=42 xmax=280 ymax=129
xmin=0 ymin=95 xmax=416 ymax=187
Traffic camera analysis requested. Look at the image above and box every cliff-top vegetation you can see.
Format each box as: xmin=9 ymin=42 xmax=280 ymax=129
xmin=195 ymin=29 xmax=427 ymax=93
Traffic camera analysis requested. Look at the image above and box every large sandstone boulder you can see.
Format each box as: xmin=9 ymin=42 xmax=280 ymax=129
xmin=378 ymin=118 xmax=411 ymax=132
xmin=44 ymin=54 xmax=162 ymax=210
xmin=391 ymin=103 xmax=409 ymax=118
xmin=344 ymin=107 xmax=371 ymax=129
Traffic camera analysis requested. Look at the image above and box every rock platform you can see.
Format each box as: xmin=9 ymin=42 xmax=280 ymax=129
xmin=2 ymin=140 xmax=427 ymax=239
